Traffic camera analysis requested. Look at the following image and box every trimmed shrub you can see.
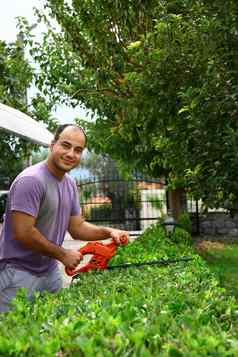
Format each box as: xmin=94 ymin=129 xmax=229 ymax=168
xmin=0 ymin=224 xmax=237 ymax=356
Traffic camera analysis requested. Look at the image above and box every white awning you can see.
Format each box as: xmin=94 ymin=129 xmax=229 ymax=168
xmin=0 ymin=103 xmax=53 ymax=147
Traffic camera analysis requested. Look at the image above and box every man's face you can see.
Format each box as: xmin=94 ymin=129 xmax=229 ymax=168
xmin=49 ymin=126 xmax=86 ymax=173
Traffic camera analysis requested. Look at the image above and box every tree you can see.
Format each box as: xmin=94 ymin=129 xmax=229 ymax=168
xmin=31 ymin=0 xmax=238 ymax=209
xmin=0 ymin=37 xmax=56 ymax=186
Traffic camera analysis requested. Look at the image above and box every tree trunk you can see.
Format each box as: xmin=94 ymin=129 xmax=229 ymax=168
xmin=167 ymin=188 xmax=187 ymax=220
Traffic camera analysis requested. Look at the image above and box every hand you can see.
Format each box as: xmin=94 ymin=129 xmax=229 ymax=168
xmin=60 ymin=249 xmax=83 ymax=269
xmin=110 ymin=229 xmax=129 ymax=246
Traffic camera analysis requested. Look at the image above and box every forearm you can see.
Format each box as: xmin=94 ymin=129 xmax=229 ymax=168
xmin=14 ymin=226 xmax=66 ymax=261
xmin=71 ymin=221 xmax=112 ymax=241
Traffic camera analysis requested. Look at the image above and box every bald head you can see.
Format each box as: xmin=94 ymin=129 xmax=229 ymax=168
xmin=54 ymin=124 xmax=87 ymax=145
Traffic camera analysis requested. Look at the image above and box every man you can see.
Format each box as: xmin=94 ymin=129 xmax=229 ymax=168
xmin=0 ymin=124 xmax=129 ymax=312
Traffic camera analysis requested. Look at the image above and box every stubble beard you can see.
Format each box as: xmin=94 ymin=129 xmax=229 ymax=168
xmin=53 ymin=157 xmax=76 ymax=173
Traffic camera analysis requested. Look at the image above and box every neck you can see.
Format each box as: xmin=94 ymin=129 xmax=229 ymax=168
xmin=46 ymin=158 xmax=65 ymax=181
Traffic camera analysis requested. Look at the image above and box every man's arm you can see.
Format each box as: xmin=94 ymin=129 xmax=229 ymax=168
xmin=68 ymin=215 xmax=129 ymax=244
xmin=12 ymin=211 xmax=83 ymax=269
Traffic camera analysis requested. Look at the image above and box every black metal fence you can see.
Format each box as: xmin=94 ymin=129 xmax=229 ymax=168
xmin=187 ymin=198 xmax=232 ymax=236
xmin=76 ymin=173 xmax=166 ymax=231
xmin=77 ymin=169 xmax=238 ymax=237
xmin=187 ymin=198 xmax=201 ymax=235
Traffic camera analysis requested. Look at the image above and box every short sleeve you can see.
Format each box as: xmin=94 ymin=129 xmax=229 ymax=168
xmin=10 ymin=176 xmax=45 ymax=218
xmin=71 ymin=182 xmax=80 ymax=216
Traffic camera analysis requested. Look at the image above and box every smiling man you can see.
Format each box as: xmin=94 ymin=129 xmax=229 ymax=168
xmin=0 ymin=124 xmax=129 ymax=312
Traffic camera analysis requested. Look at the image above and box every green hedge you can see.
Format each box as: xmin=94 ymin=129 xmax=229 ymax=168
xmin=0 ymin=225 xmax=238 ymax=356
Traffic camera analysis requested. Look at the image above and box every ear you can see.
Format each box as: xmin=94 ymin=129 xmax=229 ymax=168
xmin=50 ymin=140 xmax=55 ymax=151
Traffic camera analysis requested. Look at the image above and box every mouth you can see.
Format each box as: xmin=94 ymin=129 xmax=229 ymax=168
xmin=62 ymin=159 xmax=75 ymax=166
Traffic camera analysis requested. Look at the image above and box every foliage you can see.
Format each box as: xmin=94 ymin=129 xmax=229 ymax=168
xmin=31 ymin=148 xmax=48 ymax=165
xmin=1 ymin=225 xmax=238 ymax=355
xmin=28 ymin=0 xmax=238 ymax=209
xmin=0 ymin=36 xmax=56 ymax=186
xmin=198 ymin=242 xmax=238 ymax=298
xmin=177 ymin=211 xmax=193 ymax=234
xmin=80 ymin=152 xmax=115 ymax=179
xmin=171 ymin=226 xmax=193 ymax=246
xmin=0 ymin=39 xmax=33 ymax=184
xmin=109 ymin=224 xmax=192 ymax=265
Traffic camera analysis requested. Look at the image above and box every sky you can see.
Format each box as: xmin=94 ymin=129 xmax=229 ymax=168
xmin=0 ymin=0 xmax=91 ymax=124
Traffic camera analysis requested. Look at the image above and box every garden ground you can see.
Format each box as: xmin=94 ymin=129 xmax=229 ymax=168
xmin=195 ymin=239 xmax=238 ymax=298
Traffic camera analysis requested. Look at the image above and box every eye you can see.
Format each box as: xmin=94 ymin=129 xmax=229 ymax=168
xmin=61 ymin=142 xmax=71 ymax=149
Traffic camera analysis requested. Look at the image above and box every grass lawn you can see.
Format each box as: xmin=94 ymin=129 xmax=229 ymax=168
xmin=196 ymin=240 xmax=238 ymax=298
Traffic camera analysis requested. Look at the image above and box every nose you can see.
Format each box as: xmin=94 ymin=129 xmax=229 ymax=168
xmin=65 ymin=147 xmax=75 ymax=158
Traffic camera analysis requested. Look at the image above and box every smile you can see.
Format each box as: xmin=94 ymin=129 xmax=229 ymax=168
xmin=62 ymin=159 xmax=75 ymax=165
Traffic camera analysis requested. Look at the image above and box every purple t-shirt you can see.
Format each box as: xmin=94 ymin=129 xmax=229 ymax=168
xmin=0 ymin=162 xmax=80 ymax=275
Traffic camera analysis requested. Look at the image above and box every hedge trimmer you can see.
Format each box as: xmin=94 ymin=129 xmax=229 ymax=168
xmin=65 ymin=235 xmax=194 ymax=280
